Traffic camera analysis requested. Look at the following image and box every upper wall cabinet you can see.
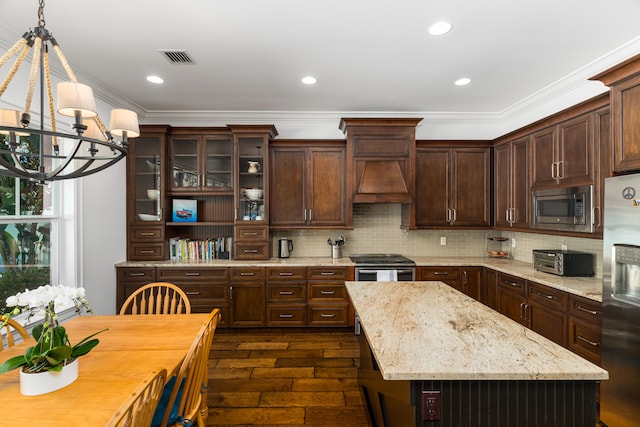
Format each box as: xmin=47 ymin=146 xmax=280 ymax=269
xmin=494 ymin=136 xmax=530 ymax=230
xmin=531 ymin=113 xmax=594 ymax=189
xmin=592 ymin=54 xmax=640 ymax=173
xmin=415 ymin=143 xmax=492 ymax=228
xmin=269 ymin=142 xmax=348 ymax=229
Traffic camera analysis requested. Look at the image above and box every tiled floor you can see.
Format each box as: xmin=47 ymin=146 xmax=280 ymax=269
xmin=206 ymin=330 xmax=371 ymax=426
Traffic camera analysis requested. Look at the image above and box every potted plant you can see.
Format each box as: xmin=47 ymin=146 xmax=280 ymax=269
xmin=0 ymin=285 xmax=106 ymax=395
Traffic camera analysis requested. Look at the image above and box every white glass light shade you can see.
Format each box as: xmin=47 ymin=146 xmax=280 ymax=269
xmin=0 ymin=109 xmax=30 ymax=136
xmin=83 ymin=118 xmax=107 ymax=141
xmin=56 ymin=82 xmax=98 ymax=118
xmin=109 ymin=109 xmax=140 ymax=138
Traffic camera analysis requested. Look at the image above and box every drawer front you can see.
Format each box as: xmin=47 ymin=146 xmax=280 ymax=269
xmin=230 ymin=267 xmax=266 ymax=282
xmin=235 ymin=243 xmax=270 ymax=260
xmin=117 ymin=267 xmax=156 ymax=282
xmin=568 ymin=318 xmax=602 ymax=365
xmin=268 ymin=284 xmax=306 ymax=302
xmin=309 ymin=283 xmax=346 ymax=301
xmin=527 ymin=281 xmax=568 ymax=311
xmin=179 ymin=283 xmax=228 ymax=303
xmin=129 ymin=243 xmax=165 ymax=261
xmin=568 ymin=295 xmax=602 ymax=325
xmin=496 ymin=272 xmax=526 ymax=295
xmin=421 ymin=267 xmax=460 ymax=281
xmin=307 ymin=267 xmax=349 ymax=281
xmin=267 ymin=267 xmax=306 ymax=281
xmin=130 ymin=226 xmax=164 ymax=242
xmin=267 ymin=305 xmax=306 ymax=326
xmin=308 ymin=304 xmax=348 ymax=326
xmin=157 ymin=267 xmax=229 ymax=282
xmin=235 ymin=226 xmax=269 ymax=242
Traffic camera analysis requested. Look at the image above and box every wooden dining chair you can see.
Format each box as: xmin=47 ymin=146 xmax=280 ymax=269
xmin=119 ymin=282 xmax=192 ymax=315
xmin=1 ymin=315 xmax=29 ymax=350
xmin=106 ymin=368 xmax=168 ymax=427
xmin=158 ymin=308 xmax=221 ymax=427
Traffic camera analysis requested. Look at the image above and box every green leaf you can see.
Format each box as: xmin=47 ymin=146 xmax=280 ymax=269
xmin=52 ymin=326 xmax=67 ymax=347
xmin=0 ymin=355 xmax=27 ymax=374
xmin=45 ymin=346 xmax=72 ymax=365
xmin=32 ymin=324 xmax=43 ymax=341
xmin=71 ymin=339 xmax=100 ymax=358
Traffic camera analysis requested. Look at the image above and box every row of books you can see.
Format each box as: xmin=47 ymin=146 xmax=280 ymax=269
xmin=169 ymin=236 xmax=232 ymax=260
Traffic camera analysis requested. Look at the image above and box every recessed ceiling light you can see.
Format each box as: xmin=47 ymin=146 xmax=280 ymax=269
xmin=454 ymin=78 xmax=471 ymax=86
xmin=428 ymin=21 xmax=452 ymax=36
xmin=146 ymin=75 xmax=164 ymax=84
xmin=301 ymin=76 xmax=317 ymax=85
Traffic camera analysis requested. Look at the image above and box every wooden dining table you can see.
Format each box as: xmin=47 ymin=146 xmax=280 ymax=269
xmin=0 ymin=313 xmax=210 ymax=426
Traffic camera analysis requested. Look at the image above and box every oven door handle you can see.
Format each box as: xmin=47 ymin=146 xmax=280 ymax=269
xmin=357 ymin=269 xmax=415 ymax=275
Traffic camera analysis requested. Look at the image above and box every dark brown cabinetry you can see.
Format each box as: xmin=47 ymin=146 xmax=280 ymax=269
xmin=496 ymin=272 xmax=527 ymax=324
xmin=526 ymin=281 xmax=568 ymax=346
xmin=494 ymin=136 xmax=529 ymax=229
xmin=307 ymin=266 xmax=351 ymax=327
xmin=420 ymin=266 xmax=482 ymax=301
xmin=568 ymin=294 xmax=602 ymax=365
xmin=482 ymin=267 xmax=498 ymax=310
xmin=269 ymin=142 xmax=347 ymax=228
xmin=115 ymin=267 xmax=156 ymax=313
xmin=229 ymin=267 xmax=265 ymax=327
xmin=460 ymin=267 xmax=483 ymax=301
xmin=592 ymin=54 xmax=640 ymax=173
xmin=415 ymin=144 xmax=491 ymax=228
xmin=266 ymin=267 xmax=306 ymax=326
xmin=531 ymin=113 xmax=594 ymax=189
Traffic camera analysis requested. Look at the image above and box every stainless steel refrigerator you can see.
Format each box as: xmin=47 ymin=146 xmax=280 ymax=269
xmin=600 ymin=173 xmax=640 ymax=427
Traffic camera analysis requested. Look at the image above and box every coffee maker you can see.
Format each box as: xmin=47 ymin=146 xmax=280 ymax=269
xmin=278 ymin=238 xmax=294 ymax=258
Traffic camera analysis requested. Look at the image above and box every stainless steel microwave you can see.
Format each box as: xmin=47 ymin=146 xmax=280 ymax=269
xmin=532 ymin=185 xmax=593 ymax=233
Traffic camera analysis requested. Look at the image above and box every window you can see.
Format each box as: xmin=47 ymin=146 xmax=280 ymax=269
xmin=0 ymin=133 xmax=61 ymax=313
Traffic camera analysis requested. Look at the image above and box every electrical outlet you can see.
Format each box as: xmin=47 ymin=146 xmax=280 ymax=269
xmin=440 ymin=237 xmax=446 ymax=246
xmin=511 ymin=238 xmax=516 ymax=248
xmin=422 ymin=391 xmax=441 ymax=421
xmin=561 ymin=244 xmax=568 ymax=251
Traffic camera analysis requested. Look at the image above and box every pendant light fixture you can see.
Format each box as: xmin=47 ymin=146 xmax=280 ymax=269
xmin=0 ymin=0 xmax=139 ymax=183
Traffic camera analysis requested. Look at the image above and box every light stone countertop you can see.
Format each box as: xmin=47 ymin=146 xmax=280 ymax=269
xmin=116 ymin=255 xmax=603 ymax=301
xmin=345 ymin=280 xmax=609 ymax=381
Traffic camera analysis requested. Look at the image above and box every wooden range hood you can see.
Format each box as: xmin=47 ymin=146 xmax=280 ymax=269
xmin=340 ymin=118 xmax=423 ymax=205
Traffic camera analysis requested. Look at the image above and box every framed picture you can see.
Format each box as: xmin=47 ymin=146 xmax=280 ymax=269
xmin=172 ymin=199 xmax=197 ymax=222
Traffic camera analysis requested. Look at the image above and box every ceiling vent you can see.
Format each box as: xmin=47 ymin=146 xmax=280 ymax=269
xmin=159 ymin=50 xmax=195 ymax=65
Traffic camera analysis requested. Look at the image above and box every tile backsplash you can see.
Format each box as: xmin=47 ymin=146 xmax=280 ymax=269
xmin=271 ymin=204 xmax=604 ymax=278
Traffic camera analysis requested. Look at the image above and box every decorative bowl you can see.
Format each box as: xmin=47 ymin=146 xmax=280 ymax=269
xmin=138 ymin=213 xmax=160 ymax=221
xmin=245 ymin=188 xmax=263 ymax=200
xmin=146 ymin=189 xmax=160 ymax=200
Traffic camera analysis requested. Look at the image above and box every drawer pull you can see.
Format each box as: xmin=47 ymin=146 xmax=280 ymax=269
xmin=320 ymin=272 xmax=336 ymax=276
xmin=504 ymin=280 xmax=520 ymax=287
xmin=577 ymin=306 xmax=599 ymax=316
xmin=139 ymin=232 xmax=155 ymax=236
xmin=244 ymin=249 xmax=259 ymax=253
xmin=320 ymin=290 xmax=336 ymax=295
xmin=139 ymin=250 xmax=155 ymax=254
xmin=434 ymin=272 xmax=449 ymax=276
xmin=279 ymin=272 xmax=294 ymax=276
xmin=320 ymin=314 xmax=336 ymax=318
xmin=279 ymin=314 xmax=294 ymax=318
xmin=129 ymin=272 xmax=146 ymax=277
xmin=279 ymin=291 xmax=294 ymax=295
xmin=240 ymin=272 xmax=255 ymax=276
xmin=536 ymin=291 xmax=555 ymax=300
xmin=185 ymin=291 xmax=200 ymax=296
xmin=244 ymin=232 xmax=259 ymax=236
xmin=577 ymin=335 xmax=600 ymax=347
xmin=185 ymin=272 xmax=200 ymax=277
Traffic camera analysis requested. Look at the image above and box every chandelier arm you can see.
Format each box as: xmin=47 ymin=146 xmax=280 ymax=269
xmin=0 ymin=44 xmax=31 ymax=98
xmin=58 ymin=155 xmax=126 ymax=180
xmin=51 ymin=45 xmax=77 ymax=83
xmin=0 ymin=37 xmax=27 ymax=69
xmin=0 ymin=153 xmax=42 ymax=181
xmin=43 ymin=49 xmax=59 ymax=152
xmin=24 ymin=37 xmax=43 ymax=117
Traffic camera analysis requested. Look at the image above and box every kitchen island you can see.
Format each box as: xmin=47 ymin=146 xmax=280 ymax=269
xmin=345 ymin=280 xmax=608 ymax=427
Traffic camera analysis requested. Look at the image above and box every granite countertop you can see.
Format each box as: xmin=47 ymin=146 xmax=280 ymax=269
xmin=345 ymin=280 xmax=609 ymax=382
xmin=116 ymin=255 xmax=603 ymax=301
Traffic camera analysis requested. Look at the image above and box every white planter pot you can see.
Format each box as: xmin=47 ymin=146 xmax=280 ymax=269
xmin=19 ymin=359 xmax=79 ymax=396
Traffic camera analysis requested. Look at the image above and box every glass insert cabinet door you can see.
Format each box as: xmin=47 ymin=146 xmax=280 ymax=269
xmin=170 ymin=137 xmax=199 ymax=191
xmin=133 ymin=135 xmax=162 ymax=221
xmin=170 ymin=135 xmax=233 ymax=192
xmin=205 ymin=136 xmax=233 ymax=191
xmin=237 ymin=138 xmax=265 ymax=221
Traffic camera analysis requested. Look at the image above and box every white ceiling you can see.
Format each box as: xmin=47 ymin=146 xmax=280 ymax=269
xmin=1 ymin=0 xmax=640 ymax=138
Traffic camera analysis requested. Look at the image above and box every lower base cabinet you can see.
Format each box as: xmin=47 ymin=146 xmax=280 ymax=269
xmin=230 ymin=267 xmax=265 ymax=327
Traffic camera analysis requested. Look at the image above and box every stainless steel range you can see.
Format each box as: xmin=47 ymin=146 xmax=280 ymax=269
xmin=349 ymin=254 xmax=416 ymax=334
